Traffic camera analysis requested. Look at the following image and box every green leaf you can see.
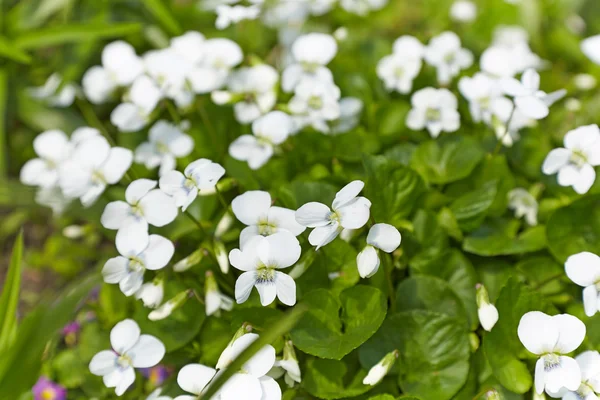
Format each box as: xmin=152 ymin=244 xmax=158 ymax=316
xmin=141 ymin=0 xmax=183 ymax=35
xmin=14 ymin=22 xmax=142 ymax=49
xmin=201 ymin=305 xmax=308 ymax=399
xmin=410 ymin=137 xmax=484 ymax=184
xmin=449 ymin=181 xmax=497 ymax=231
xmin=279 ymin=180 xmax=338 ymax=210
xmin=546 ymin=195 xmax=600 ymax=262
xmin=363 ymin=154 xmax=426 ymax=223
xmin=463 ymin=220 xmax=547 ymax=256
xmin=0 ymin=37 xmax=31 ymax=64
xmin=303 ymin=358 xmax=371 ymax=399
xmin=474 ymin=155 xmax=516 ymax=216
xmin=482 ymin=277 xmax=553 ymax=393
xmin=291 ymin=286 xmax=387 ymax=360
xmin=396 ymin=276 xmax=468 ymax=327
xmin=359 ymin=311 xmax=470 ymax=400
xmin=367 ymin=395 xmax=396 ymax=400
xmin=0 ymin=231 xmax=24 ymax=352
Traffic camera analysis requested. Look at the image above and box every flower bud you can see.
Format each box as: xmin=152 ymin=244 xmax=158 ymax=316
xmin=279 ymin=340 xmax=301 ymax=387
xmin=136 ymin=278 xmax=164 ymax=308
xmin=198 ymin=177 xmax=236 ymax=196
xmin=469 ymin=332 xmax=480 ymax=352
xmin=213 ymin=240 xmax=229 ymax=274
xmin=357 ymin=245 xmax=380 ymax=278
xmin=216 ymin=323 xmax=253 ymax=369
xmin=362 ymin=350 xmax=398 ymax=386
xmin=173 ymin=248 xmax=204 ymax=272
xmin=63 ymin=225 xmax=86 ymax=239
xmin=482 ymin=389 xmax=501 ymax=400
xmin=148 ymin=290 xmax=190 ymax=321
xmin=476 ymin=284 xmax=499 ymax=331
xmin=215 ymin=212 xmax=235 ymax=238
xmin=205 ymin=271 xmax=233 ymax=316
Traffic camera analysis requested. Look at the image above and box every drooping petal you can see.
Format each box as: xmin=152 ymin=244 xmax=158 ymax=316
xmin=366 ymin=223 xmax=401 ymax=253
xmin=515 ymin=96 xmax=549 ymax=120
xmin=332 ymin=180 xmax=365 ymax=210
xmin=101 ymin=201 xmax=132 ymax=230
xmin=517 ymin=311 xmax=559 ymax=355
xmin=534 ymin=358 xmax=545 ymax=394
xmin=138 ymin=189 xmax=178 ymax=227
xmin=357 ymin=245 xmax=380 ymax=278
xmin=308 ymin=223 xmax=341 ymax=249
xmin=259 ymin=376 xmax=282 ymax=400
xmin=102 ymin=257 xmax=129 ymax=284
xmin=542 ymin=148 xmax=571 ymax=175
xmin=177 ymin=364 xmax=217 ymax=395
xmin=572 ymin=164 xmax=596 ymax=194
xmin=101 ymin=147 xmax=133 ymax=184
xmin=232 ymin=191 xmax=271 ymax=226
xmin=564 ymin=125 xmax=600 ymax=150
xmin=89 ymin=350 xmax=118 ymax=376
xmin=235 ymin=271 xmax=257 ymax=304
xmin=219 ymin=373 xmax=262 ymax=400
xmin=557 ymin=164 xmax=582 ymax=188
xmin=159 ymin=170 xmax=185 ymax=198
xmin=34 ymin=130 xmax=70 ymax=162
xmin=576 ymin=350 xmax=600 ymax=382
xmin=544 ymin=356 xmax=582 ymax=394
xmin=267 ymin=206 xmax=306 ymax=236
xmin=114 ymin=366 xmax=136 ymax=396
xmin=110 ymin=319 xmax=141 ymax=354
xmin=243 ymin=342 xmax=276 ymax=377
xmin=119 ymin=270 xmax=145 ymax=297
xmin=565 ymin=252 xmax=600 ymax=287
xmin=257 ymin=231 xmax=301 ymax=269
xmin=142 ymin=235 xmax=175 ymax=270
xmin=584 ymin=285 xmax=599 ymax=317
xmin=20 ymin=159 xmax=53 ymax=187
xmin=129 ymin=334 xmax=166 ymax=368
xmin=255 ymin=281 xmax=277 ymax=306
xmin=295 ymin=202 xmax=331 ymax=227
xmin=125 ymin=179 xmax=157 ymax=204
xmin=116 ymin=222 xmax=150 ymax=257
xmin=553 ymin=314 xmax=586 ymax=354
xmin=275 ymin=272 xmax=296 ymax=306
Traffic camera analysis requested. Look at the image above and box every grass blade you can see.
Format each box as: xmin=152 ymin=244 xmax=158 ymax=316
xmin=0 ymin=230 xmax=24 ymax=352
xmin=141 ymin=0 xmax=182 ymax=35
xmin=0 ymin=37 xmax=31 ymax=64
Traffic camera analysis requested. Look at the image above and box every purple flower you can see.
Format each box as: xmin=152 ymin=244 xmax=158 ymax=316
xmin=140 ymin=365 xmax=172 ymax=387
xmin=62 ymin=321 xmax=81 ymax=346
xmin=32 ymin=377 xmax=67 ymax=400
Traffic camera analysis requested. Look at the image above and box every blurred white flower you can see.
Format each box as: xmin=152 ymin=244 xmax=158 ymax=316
xmin=229 ymin=111 xmax=295 ymax=169
xmin=215 ymin=4 xmax=261 ymax=29
xmin=205 ymin=270 xmax=234 ymax=316
xmin=507 ymin=188 xmax=538 ymax=226
xmin=275 ymin=340 xmax=301 ymax=387
xmin=481 ymin=26 xmax=543 ymax=78
xmin=518 ymin=311 xmax=585 ymax=395
xmin=330 ymin=97 xmax=363 ymax=134
xmin=406 ymin=87 xmax=460 ymax=137
xmin=27 ymin=73 xmax=77 ymax=107
xmin=296 ymin=180 xmax=371 ymax=249
xmin=542 ymin=124 xmax=600 ymax=194
xmin=574 ymin=73 xmax=597 ymax=91
xmin=232 ymin=190 xmax=305 ymax=247
xmin=357 ymin=223 xmax=401 ymax=279
xmin=136 ymin=279 xmax=165 ymax=309
xmin=188 ymin=38 xmax=243 ymax=94
xmin=20 ymin=130 xmax=72 ymax=188
xmin=159 ymin=158 xmax=225 ymax=211
xmin=377 ymin=37 xmax=423 ymax=94
xmin=135 ymin=120 xmax=194 ymax=176
xmin=565 ymin=252 xmax=600 ymax=317
xmin=502 ymin=69 xmax=565 ymax=120
xmin=288 ymin=79 xmax=341 ymax=133
xmin=450 ymin=0 xmax=477 ymax=23
xmin=110 ymin=75 xmax=163 ymax=133
xmin=229 ymin=231 xmax=300 ymax=306
xmin=459 ymin=73 xmax=510 ymax=124
xmin=282 ymin=33 xmax=337 ymax=92
xmin=340 ymin=0 xmax=388 ymax=15
xmin=424 ymin=31 xmax=473 ymax=85
xmin=89 ymin=319 xmax=165 ymax=396
xmin=582 ymin=35 xmax=600 ymax=65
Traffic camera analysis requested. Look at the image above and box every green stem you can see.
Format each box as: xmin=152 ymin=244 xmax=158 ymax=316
xmin=184 ymin=210 xmax=208 ymax=237
xmin=382 ymin=253 xmax=396 ymax=313
xmin=492 ymin=106 xmax=516 ymax=155
xmin=165 ymin=100 xmax=181 ymax=124
xmin=532 ymin=272 xmax=564 ymax=290
xmin=214 ymin=186 xmax=230 ymax=212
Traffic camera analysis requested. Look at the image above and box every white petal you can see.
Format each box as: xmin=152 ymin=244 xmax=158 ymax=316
xmin=534 ymin=358 xmax=545 ymax=394
xmin=177 ymin=364 xmax=217 ymax=395
xmin=102 ymin=257 xmax=129 ymax=284
xmin=111 ymin=103 xmax=147 ymax=132
xmin=573 ymin=164 xmax=596 ymax=194
xmin=515 ymin=96 xmax=549 ymax=119
xmin=521 ymin=69 xmax=540 ymax=91
xmin=239 ymin=226 xmax=260 ymax=252
xmin=141 ymin=235 xmax=175 ymax=270
xmin=34 ymin=130 xmax=70 ymax=162
xmin=542 ymin=148 xmax=571 ymax=175
xmin=232 ymin=191 xmax=271 ymax=226
xmin=267 ymin=207 xmax=306 ymax=236
xmin=129 ymin=334 xmax=166 ymax=368
xmin=102 ymin=41 xmax=143 ymax=85
xmin=100 ymin=148 xmax=133 ymax=184
xmin=584 ymin=286 xmax=599 ymax=317
xmin=337 ymin=197 xmax=371 ymax=229
xmin=119 ymin=270 xmax=145 ymax=296
xmin=366 ymin=223 xmax=401 ymax=253
xmin=565 ymin=252 xmax=600 ymax=287
xmin=295 ymin=202 xmax=331 ymax=227
xmin=275 ymin=272 xmax=296 ymax=306
xmin=220 ymin=373 xmax=262 ymax=400
xmin=259 ymin=376 xmax=282 ymax=400
xmin=308 ymin=223 xmax=341 ymax=250
xmin=553 ymin=314 xmax=586 ymax=354
xmin=257 ymin=232 xmax=301 ymax=268
xmin=517 ymin=311 xmax=558 ymax=355
xmin=558 ymin=164 xmax=582 ymax=187
xmin=110 ymin=319 xmax=140 ymax=354
xmin=332 ymin=180 xmax=364 ymax=209
xmin=230 ymin=236 xmax=262 ymax=270
xmin=357 ymin=245 xmax=380 ymax=278
xmin=71 ymin=136 xmax=110 ymax=169
xmin=544 ymin=356 xmax=582 ymax=393
xmin=581 ymin=35 xmax=600 ymax=65
xmin=478 ymin=304 xmax=499 ymax=332
xmin=114 ymin=366 xmax=136 ymax=396
xmin=235 ymin=271 xmax=257 ymax=304
xmin=576 ymin=350 xmax=600 ymax=382
xmin=255 ymin=281 xmax=277 ymax=306
xmin=89 ymin=350 xmax=118 ymax=376
xmin=125 ymin=179 xmax=157 ymax=204
xmin=244 ymin=342 xmax=276 ymax=377
xmin=406 ymin=108 xmax=426 ymax=131
xmin=101 ymin=201 xmax=132 ymax=230
xmin=138 ymin=189 xmax=178 ymax=227
xmin=20 ymin=159 xmax=54 ymax=187
xmin=116 ymin=222 xmax=150 ymax=257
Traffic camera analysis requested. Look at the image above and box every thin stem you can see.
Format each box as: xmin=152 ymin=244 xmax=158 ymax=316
xmin=184 ymin=210 xmax=208 ymax=237
xmin=165 ymin=100 xmax=181 ymax=124
xmin=75 ymin=98 xmax=116 ymax=146
xmin=533 ymin=272 xmax=564 ymax=290
xmin=382 ymin=253 xmax=396 ymax=313
xmin=214 ymin=186 xmax=230 ymax=212
xmin=492 ymin=106 xmax=516 ymax=155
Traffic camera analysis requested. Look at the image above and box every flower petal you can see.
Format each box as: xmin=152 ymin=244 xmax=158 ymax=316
xmin=257 ymin=232 xmax=301 ymax=269
xmin=219 ymin=373 xmax=262 ymax=400
xmin=338 ymin=197 xmax=371 ymax=229
xmin=295 ymin=202 xmax=331 ymax=227
xmin=243 ymin=342 xmax=276 ymax=377
xmin=544 ymin=356 xmax=581 ymax=393
xmin=116 ymin=222 xmax=149 ymax=257
xmin=542 ymin=148 xmax=570 ymax=175
xmin=332 ymin=180 xmax=364 ymax=210
xmin=235 ymin=271 xmax=257 ymax=304
xmin=259 ymin=376 xmax=282 ymax=400
xmin=572 ymin=164 xmax=596 ymax=195
xmin=101 ymin=201 xmax=132 ymax=230
xmin=366 ymin=223 xmax=401 ymax=253
xmin=308 ymin=223 xmax=341 ymax=250
xmin=232 ymin=191 xmax=271 ymax=226
xmin=129 ymin=334 xmax=165 ymax=368
xmin=565 ymin=251 xmax=600 ymax=287
xmin=275 ymin=272 xmax=296 ymax=306
xmin=114 ymin=366 xmax=136 ymax=396
xmin=515 ymin=96 xmax=549 ymax=119
xmin=357 ymin=245 xmax=380 ymax=279
xmin=110 ymin=319 xmax=140 ymax=354
xmin=553 ymin=314 xmax=586 ymax=354
xmin=267 ymin=206 xmax=306 ymax=236
xmin=102 ymin=257 xmax=129 ymax=284
xmin=177 ymin=364 xmax=216 ymax=395
xmin=517 ymin=311 xmax=558 ymax=355
xmin=138 ymin=189 xmax=178 ymax=227
xmin=101 ymin=148 xmax=133 ymax=184
xmin=125 ymin=179 xmax=157 ymax=204
xmin=255 ymin=281 xmax=277 ymax=306
xmin=89 ymin=350 xmax=118 ymax=376
xmin=141 ymin=235 xmax=175 ymax=270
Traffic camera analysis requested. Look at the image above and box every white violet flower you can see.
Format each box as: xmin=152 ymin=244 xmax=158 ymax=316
xmin=356 ymin=223 xmax=401 ymax=278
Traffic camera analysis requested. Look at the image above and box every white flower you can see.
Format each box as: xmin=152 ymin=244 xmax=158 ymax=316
xmin=111 ymin=75 xmax=163 ymax=133
xmin=102 ymin=229 xmax=174 ymax=296
xmin=27 ymin=73 xmax=77 ymax=107
xmin=205 ymin=270 xmax=234 ymax=316
xmin=176 ymin=333 xmax=280 ymax=400
xmin=363 ymin=350 xmax=398 ymax=386
xmin=288 ymin=79 xmax=341 ymax=133
xmin=357 ymin=223 xmax=401 ymax=279
xmin=458 ymin=73 xmax=510 ymax=124
xmin=406 ymin=87 xmax=460 ymax=138
xmin=450 ymin=0 xmax=477 ymax=22
xmin=480 ymin=26 xmax=543 ymax=78
xmin=188 ymin=38 xmax=243 ymax=94
xmin=330 ymin=97 xmax=363 ymax=134
xmin=581 ymin=35 xmax=600 ymax=65
xmin=20 ymin=130 xmax=72 ymax=188
xmin=546 ymin=351 xmax=600 ymax=399
xmin=377 ymin=52 xmax=422 ymax=94
xmin=295 ymin=180 xmax=371 ymax=249
xmin=101 ymin=179 xmax=178 ymax=235
xmin=135 ymin=120 xmax=194 ymax=176
xmin=565 ymin=252 xmax=600 ymax=317
xmin=282 ymin=33 xmax=337 ymax=92
xmin=507 ymin=188 xmax=538 ymax=226
xmin=215 ymin=4 xmax=261 ymax=30
xmin=143 ymin=48 xmax=192 ymax=105
xmin=271 ymin=339 xmax=302 ymax=388
xmin=35 ymin=186 xmax=72 ymax=215
xmin=339 ymin=0 xmax=388 ymax=15
xmin=424 ymin=31 xmax=473 ymax=85
xmin=229 ymin=231 xmax=301 ymax=306
xmin=212 ymin=64 xmax=279 ymax=124
xmin=216 ymin=325 xmax=253 ymax=370
xmin=58 ymin=135 xmax=132 ymax=207
xmin=82 ymin=41 xmax=144 ymax=104
xmin=475 ymin=284 xmax=498 ymax=332
xmin=229 ymin=111 xmax=295 ymax=169
xmin=149 ymin=290 xmax=190 ymax=321
xmin=136 ymin=279 xmax=165 ymax=308
xmin=574 ymin=74 xmax=597 ymax=91
xmin=502 ymin=69 xmax=566 ymax=120
xmin=159 ymin=158 xmax=226 ymax=211
xmin=232 ymin=190 xmax=306 ymax=247
xmin=517 ymin=311 xmax=586 ymax=395
xmin=542 ymin=124 xmax=600 ymax=195
xmin=89 ymin=319 xmax=165 ymax=396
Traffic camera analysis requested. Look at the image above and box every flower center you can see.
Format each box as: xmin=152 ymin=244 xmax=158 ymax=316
xmin=394 ymin=67 xmax=404 ymax=78
xmin=130 ymin=203 xmax=144 ymax=217
xmin=570 ymin=149 xmax=588 ymax=168
xmin=478 ymin=96 xmax=491 ymax=110
xmin=184 ymin=177 xmax=197 ymax=190
xmin=308 ymin=95 xmax=323 ymax=110
xmin=117 ymin=354 xmax=133 ymax=368
xmin=91 ymin=170 xmax=107 ymax=185
xmin=256 ymin=266 xmax=276 ymax=283
xmin=328 ymin=211 xmax=341 ymax=224
xmin=444 ymin=52 xmax=456 ymax=64
xmin=41 ymin=388 xmax=57 ymax=400
xmin=426 ymin=107 xmax=441 ymax=121
xmin=257 ymin=219 xmax=277 ymax=236
xmin=543 ymin=353 xmax=560 ymax=371
xmin=301 ymin=62 xmax=320 ymax=73
xmin=156 ymin=141 xmax=169 ymax=154
xmin=128 ymin=257 xmax=145 ymax=273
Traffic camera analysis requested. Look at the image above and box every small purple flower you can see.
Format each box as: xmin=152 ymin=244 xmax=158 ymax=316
xmin=141 ymin=365 xmax=172 ymax=387
xmin=32 ymin=377 xmax=67 ymax=400
xmin=62 ymin=321 xmax=81 ymax=346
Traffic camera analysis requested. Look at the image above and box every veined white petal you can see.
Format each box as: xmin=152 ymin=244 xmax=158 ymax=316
xmin=332 ymin=180 xmax=364 ymax=209
xmin=553 ymin=314 xmax=586 ymax=354
xmin=141 ymin=235 xmax=175 ymax=270
xmin=295 ymin=202 xmax=331 ymax=227
xmin=235 ymin=271 xmax=257 ymax=304
xmin=110 ymin=319 xmax=141 ymax=354
xmin=125 ymin=179 xmax=157 ymax=204
xmin=129 ymin=334 xmax=165 ymax=368
xmin=232 ymin=191 xmax=271 ymax=226
xmin=89 ymin=350 xmax=118 ymax=376
xmin=275 ymin=271 xmax=296 ymax=306
xmin=257 ymin=232 xmax=301 ymax=269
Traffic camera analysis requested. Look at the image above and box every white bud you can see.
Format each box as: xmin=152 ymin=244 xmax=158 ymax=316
xmin=211 ymin=90 xmax=233 ymax=105
xmin=214 ymin=240 xmax=229 ymax=273
xmin=215 ymin=212 xmax=235 ymax=238
xmin=333 ymin=27 xmax=348 ymax=41
xmin=574 ymin=73 xmax=597 ymax=91
xmin=173 ymin=249 xmax=204 ymax=272
xmin=565 ymin=98 xmax=582 ymax=112
xmin=362 ymin=350 xmax=398 ymax=386
xmin=450 ymin=0 xmax=477 ymax=23
xmin=135 ymin=279 xmax=164 ymax=308
xmin=357 ymin=245 xmax=380 ymax=278
xmin=63 ymin=225 xmax=85 ymax=239
xmin=205 ymin=270 xmax=233 ymax=316
xmin=148 ymin=290 xmax=189 ymax=321
xmin=216 ymin=323 xmax=252 ymax=370
xmin=476 ymin=284 xmax=499 ymax=331
xmin=340 ymin=228 xmax=356 ymax=242
xmin=278 ymin=340 xmax=301 ymax=387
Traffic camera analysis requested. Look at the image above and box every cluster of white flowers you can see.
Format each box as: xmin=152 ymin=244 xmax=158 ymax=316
xmin=20 ymin=127 xmax=132 ymax=212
